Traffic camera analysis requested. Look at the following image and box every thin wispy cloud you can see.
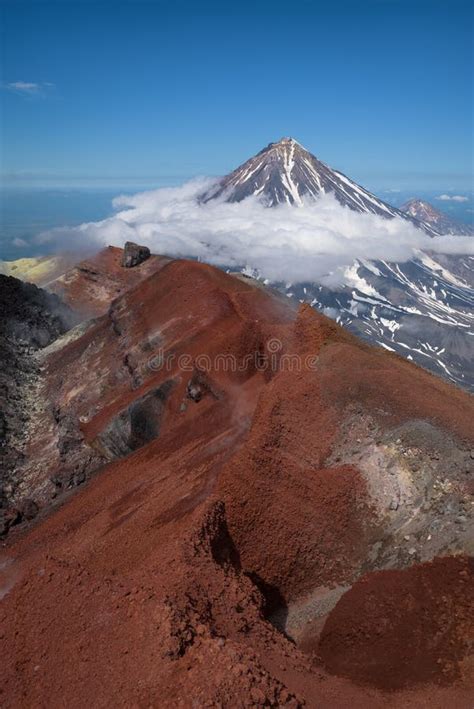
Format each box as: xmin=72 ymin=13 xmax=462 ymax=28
xmin=36 ymin=179 xmax=474 ymax=285
xmin=436 ymin=194 xmax=469 ymax=203
xmin=3 ymin=81 xmax=54 ymax=97
xmin=12 ymin=238 xmax=28 ymax=248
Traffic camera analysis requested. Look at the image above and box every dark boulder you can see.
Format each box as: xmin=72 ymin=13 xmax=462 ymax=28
xmin=0 ymin=498 xmax=39 ymax=536
xmin=0 ymin=507 xmax=22 ymax=536
xmin=20 ymin=498 xmax=39 ymax=521
xmin=121 ymin=242 xmax=151 ymax=268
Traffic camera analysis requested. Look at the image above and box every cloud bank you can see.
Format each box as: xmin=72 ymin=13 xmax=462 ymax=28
xmin=3 ymin=81 xmax=54 ymax=97
xmin=37 ymin=179 xmax=474 ymax=285
xmin=436 ymin=194 xmax=469 ymax=203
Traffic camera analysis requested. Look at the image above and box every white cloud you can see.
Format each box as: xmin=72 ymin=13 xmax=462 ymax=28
xmin=3 ymin=81 xmax=54 ymax=97
xmin=37 ymin=178 xmax=474 ymax=285
xmin=12 ymin=238 xmax=28 ymax=248
xmin=436 ymin=194 xmax=469 ymax=203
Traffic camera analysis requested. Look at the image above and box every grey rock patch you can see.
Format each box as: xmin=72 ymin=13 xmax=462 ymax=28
xmin=326 ymin=407 xmax=474 ymax=570
xmin=121 ymin=242 xmax=150 ymax=268
xmin=97 ymin=379 xmax=175 ymax=459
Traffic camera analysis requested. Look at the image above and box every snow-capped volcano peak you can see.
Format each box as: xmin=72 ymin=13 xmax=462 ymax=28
xmin=274 ymin=136 xmax=301 ymax=146
xmin=200 ymin=139 xmax=436 ymax=232
xmin=201 ymin=136 xmax=314 ymax=207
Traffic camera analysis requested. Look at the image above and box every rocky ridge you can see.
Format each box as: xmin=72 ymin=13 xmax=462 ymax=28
xmin=401 ymin=198 xmax=474 ymax=236
xmin=0 ymin=246 xmax=473 ymax=706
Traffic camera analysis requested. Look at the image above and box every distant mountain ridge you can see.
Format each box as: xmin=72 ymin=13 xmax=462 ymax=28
xmin=401 ymin=198 xmax=474 ymax=236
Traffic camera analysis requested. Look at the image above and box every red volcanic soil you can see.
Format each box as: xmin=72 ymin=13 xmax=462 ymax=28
xmin=47 ymin=245 xmax=171 ymax=317
xmin=1 ymin=252 xmax=473 ymax=707
xmin=318 ymin=556 xmax=474 ymax=691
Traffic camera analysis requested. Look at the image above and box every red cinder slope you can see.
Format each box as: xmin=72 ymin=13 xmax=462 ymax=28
xmin=47 ymin=245 xmax=172 ymax=317
xmin=1 ymin=252 xmax=473 ymax=708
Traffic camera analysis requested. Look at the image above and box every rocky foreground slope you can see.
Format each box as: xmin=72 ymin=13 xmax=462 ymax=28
xmin=0 ymin=246 xmax=473 ymax=707
xmin=0 ymin=275 xmax=76 ymax=529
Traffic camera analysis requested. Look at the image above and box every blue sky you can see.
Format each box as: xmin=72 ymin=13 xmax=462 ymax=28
xmin=1 ymin=0 xmax=473 ymax=192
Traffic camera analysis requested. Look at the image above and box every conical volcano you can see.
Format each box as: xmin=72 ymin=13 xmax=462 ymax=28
xmin=201 ymin=137 xmax=435 ymax=231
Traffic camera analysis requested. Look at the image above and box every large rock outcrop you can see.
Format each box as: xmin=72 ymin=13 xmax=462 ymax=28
xmin=121 ymin=241 xmax=151 ymax=268
xmin=0 ymin=275 xmax=75 ymax=534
